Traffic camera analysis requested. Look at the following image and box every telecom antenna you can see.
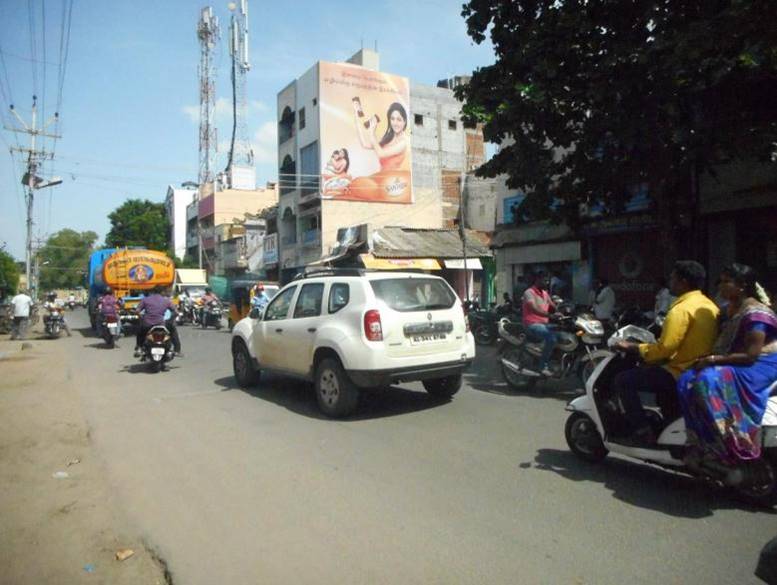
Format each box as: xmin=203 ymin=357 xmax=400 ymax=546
xmin=197 ymin=7 xmax=219 ymax=193
xmin=225 ymin=0 xmax=255 ymax=190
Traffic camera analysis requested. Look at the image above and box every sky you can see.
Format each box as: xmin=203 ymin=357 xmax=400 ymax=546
xmin=0 ymin=0 xmax=495 ymax=260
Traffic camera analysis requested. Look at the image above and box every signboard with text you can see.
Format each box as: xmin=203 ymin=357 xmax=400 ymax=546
xmin=263 ymin=233 xmax=278 ymax=266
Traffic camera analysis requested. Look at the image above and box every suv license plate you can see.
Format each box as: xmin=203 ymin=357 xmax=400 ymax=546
xmin=411 ymin=333 xmax=447 ymax=345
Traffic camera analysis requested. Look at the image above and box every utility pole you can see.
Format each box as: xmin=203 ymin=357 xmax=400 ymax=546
xmin=458 ymin=119 xmax=470 ymax=302
xmin=5 ymin=95 xmax=62 ymax=298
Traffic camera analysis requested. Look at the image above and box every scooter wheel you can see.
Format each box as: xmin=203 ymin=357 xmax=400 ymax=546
xmin=565 ymin=412 xmax=608 ymax=463
xmin=474 ymin=325 xmax=496 ymax=346
xmin=733 ymin=453 xmax=777 ymax=508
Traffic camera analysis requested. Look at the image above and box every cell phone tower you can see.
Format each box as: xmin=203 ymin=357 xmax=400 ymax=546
xmin=224 ymin=0 xmax=255 ymax=190
xmin=197 ymin=7 xmax=219 ymax=193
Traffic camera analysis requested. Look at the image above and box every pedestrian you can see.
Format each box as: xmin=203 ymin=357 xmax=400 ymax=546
xmin=591 ymin=277 xmax=616 ymax=324
xmin=250 ymin=283 xmax=270 ymax=311
xmin=10 ymin=289 xmax=34 ymax=340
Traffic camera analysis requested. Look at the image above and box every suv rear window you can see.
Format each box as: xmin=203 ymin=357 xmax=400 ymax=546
xmin=370 ymin=278 xmax=456 ymax=312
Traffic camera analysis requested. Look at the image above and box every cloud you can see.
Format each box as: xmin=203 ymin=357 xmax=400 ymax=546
xmin=182 ymin=98 xmax=271 ymax=124
xmin=182 ymin=105 xmax=200 ymax=123
xmin=252 ymin=121 xmax=277 ymax=165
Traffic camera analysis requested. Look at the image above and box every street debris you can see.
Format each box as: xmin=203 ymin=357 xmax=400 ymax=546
xmin=115 ymin=548 xmax=135 ymax=561
xmin=52 ymin=471 xmax=69 ymax=479
xmin=83 ymin=563 xmax=95 ymax=573
xmin=67 ymin=457 xmax=81 ymax=466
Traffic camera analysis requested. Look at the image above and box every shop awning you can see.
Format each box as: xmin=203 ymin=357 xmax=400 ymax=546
xmin=360 ymin=254 xmax=441 ymax=270
xmin=443 ymin=258 xmax=482 ymax=270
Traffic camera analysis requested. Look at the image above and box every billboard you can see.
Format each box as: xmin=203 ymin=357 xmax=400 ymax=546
xmin=319 ymin=61 xmax=412 ymax=204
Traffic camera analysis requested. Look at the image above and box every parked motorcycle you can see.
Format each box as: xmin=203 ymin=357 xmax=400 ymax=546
xmin=43 ymin=307 xmax=65 ymax=339
xmin=564 ymin=325 xmax=777 ymax=507
xmin=101 ymin=314 xmax=121 ymax=348
xmin=498 ymin=308 xmax=610 ymax=391
xmin=140 ymin=325 xmax=175 ymax=373
xmin=200 ymin=300 xmax=223 ymax=330
xmin=612 ymin=306 xmax=665 ymax=339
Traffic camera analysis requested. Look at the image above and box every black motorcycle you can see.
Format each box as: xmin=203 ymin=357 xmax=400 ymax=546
xmin=140 ymin=325 xmax=175 ymax=372
xmin=200 ymin=300 xmax=223 ymax=329
xmin=43 ymin=308 xmax=65 ymax=339
xmin=101 ymin=314 xmax=121 ymax=348
xmin=466 ymin=301 xmax=520 ymax=346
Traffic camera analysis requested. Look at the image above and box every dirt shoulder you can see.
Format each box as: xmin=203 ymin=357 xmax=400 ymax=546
xmin=0 ymin=329 xmax=169 ymax=585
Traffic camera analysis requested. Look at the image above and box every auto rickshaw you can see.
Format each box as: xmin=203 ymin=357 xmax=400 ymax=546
xmin=227 ymin=279 xmax=279 ymax=330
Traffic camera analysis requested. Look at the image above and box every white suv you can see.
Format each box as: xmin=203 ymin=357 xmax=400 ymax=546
xmin=231 ymin=270 xmax=475 ymax=417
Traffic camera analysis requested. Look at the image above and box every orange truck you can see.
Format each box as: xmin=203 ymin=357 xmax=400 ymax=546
xmin=102 ymin=249 xmax=175 ymax=329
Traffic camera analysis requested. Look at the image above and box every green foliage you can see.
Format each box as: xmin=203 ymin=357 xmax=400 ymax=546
xmin=457 ymin=0 xmax=777 ymax=228
xmin=175 ymin=254 xmax=201 ymax=269
xmin=0 ymin=249 xmax=20 ymax=297
xmin=38 ymin=229 xmax=98 ymax=290
xmin=105 ymin=199 xmax=170 ymax=251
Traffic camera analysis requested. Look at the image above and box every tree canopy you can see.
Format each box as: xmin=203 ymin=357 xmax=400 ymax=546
xmin=457 ymin=0 xmax=777 ymax=244
xmin=106 ymin=199 xmax=170 ymax=251
xmin=38 ymin=229 xmax=98 ymax=290
xmin=0 ymin=249 xmax=20 ymax=297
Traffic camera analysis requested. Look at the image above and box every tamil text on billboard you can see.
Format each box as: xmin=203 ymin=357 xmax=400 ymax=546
xmin=319 ymin=62 xmax=412 ymax=204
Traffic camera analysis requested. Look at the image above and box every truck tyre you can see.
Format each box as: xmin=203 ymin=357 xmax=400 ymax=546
xmin=315 ymin=358 xmax=359 ymax=418
xmin=422 ymin=374 xmax=462 ymax=398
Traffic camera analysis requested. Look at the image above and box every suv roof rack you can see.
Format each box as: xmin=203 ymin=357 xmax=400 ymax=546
xmin=293 ymin=267 xmax=367 ymax=280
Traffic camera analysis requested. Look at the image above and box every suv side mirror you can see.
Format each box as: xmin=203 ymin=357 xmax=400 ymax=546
xmin=249 ymin=307 xmax=263 ymax=320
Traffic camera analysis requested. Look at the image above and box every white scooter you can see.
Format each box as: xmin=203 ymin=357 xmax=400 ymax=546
xmin=564 ymin=325 xmax=777 ymax=506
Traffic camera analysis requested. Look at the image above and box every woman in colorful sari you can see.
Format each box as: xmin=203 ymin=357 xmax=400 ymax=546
xmin=678 ymin=263 xmax=777 ymax=463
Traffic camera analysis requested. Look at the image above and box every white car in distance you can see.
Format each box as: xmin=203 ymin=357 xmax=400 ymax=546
xmin=231 ymin=270 xmax=476 ymax=418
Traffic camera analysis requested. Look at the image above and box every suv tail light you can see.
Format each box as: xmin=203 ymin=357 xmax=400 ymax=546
xmin=363 ymin=310 xmax=383 ymax=341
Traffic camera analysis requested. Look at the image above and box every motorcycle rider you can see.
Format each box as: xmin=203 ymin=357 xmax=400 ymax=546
xmin=250 ymin=283 xmax=270 ymax=311
xmin=197 ymin=287 xmax=220 ymax=323
xmin=43 ymin=292 xmax=72 ymax=336
xmin=612 ymin=260 xmax=719 ymax=445
xmin=98 ymin=287 xmax=119 ymax=337
xmin=134 ymin=287 xmax=176 ymax=358
xmin=591 ymin=277 xmax=616 ymax=325
xmin=521 ymin=271 xmax=558 ymax=377
xmin=163 ymin=287 xmax=182 ymax=356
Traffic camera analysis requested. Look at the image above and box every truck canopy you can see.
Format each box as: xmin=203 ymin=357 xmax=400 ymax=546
xmin=175 ymin=269 xmax=208 ymax=287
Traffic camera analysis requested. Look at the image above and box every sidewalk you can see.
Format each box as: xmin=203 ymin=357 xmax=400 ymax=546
xmin=0 ymin=328 xmax=169 ymax=584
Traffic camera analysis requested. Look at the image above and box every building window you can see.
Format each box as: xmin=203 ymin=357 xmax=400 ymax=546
xmin=448 ymin=120 xmax=457 ymax=130
xmin=278 ymin=106 xmax=295 ymax=143
xmin=300 ymin=141 xmax=319 ymax=196
xmin=312 ymin=98 xmax=317 ymax=106
xmin=414 ymin=114 xmax=423 ymax=126
xmin=299 ymin=107 xmax=306 ymax=130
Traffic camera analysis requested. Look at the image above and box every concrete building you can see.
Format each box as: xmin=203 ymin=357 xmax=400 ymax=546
xmin=164 ymin=183 xmax=198 ymax=261
xmin=185 ymin=182 xmax=278 ymax=274
xmin=275 ymin=49 xmax=487 ymax=283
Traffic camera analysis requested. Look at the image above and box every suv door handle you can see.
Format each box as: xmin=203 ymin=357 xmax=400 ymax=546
xmin=275 ymin=328 xmax=283 ymax=333
xmin=307 ymin=327 xmax=316 ymax=333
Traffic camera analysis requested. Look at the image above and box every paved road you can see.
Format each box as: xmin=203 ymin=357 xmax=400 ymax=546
xmin=60 ymin=309 xmax=774 ymax=584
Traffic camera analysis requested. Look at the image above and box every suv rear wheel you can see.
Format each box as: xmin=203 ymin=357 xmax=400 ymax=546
xmin=315 ymin=358 xmax=359 ymax=418
xmin=422 ymin=374 xmax=462 ymax=398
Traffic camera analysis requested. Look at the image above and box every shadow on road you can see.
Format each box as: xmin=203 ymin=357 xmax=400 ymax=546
xmin=464 ymin=346 xmax=582 ymax=402
xmin=214 ymin=375 xmax=450 ymax=421
xmin=524 ymin=448 xmax=775 ymax=518
xmin=119 ymin=362 xmax=180 ymax=375
xmin=74 ymin=326 xmax=96 ymax=338
xmin=85 ymin=342 xmax=119 ymax=350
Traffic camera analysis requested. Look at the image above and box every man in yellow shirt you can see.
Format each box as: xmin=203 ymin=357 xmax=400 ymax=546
xmin=612 ymin=261 xmax=720 ymax=445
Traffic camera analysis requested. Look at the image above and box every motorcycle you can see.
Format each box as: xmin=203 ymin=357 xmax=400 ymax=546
xmin=612 ymin=306 xmax=665 ymax=339
xmin=66 ymin=300 xmax=76 ymax=311
xmin=140 ymin=325 xmax=175 ymax=373
xmin=564 ymin=325 xmax=777 ymax=507
xmin=177 ymin=297 xmax=198 ymax=326
xmin=101 ymin=314 xmax=121 ymax=348
xmin=43 ymin=308 xmax=65 ymax=339
xmin=498 ymin=307 xmax=610 ymax=392
xmin=200 ymin=300 xmax=223 ymax=329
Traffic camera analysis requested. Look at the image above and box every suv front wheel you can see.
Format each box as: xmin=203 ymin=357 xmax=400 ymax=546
xmin=422 ymin=374 xmax=463 ymax=398
xmin=315 ymin=358 xmax=360 ymax=418
xmin=233 ymin=340 xmax=261 ymax=387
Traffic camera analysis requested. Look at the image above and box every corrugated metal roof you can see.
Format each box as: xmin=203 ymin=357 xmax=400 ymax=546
xmin=371 ymin=227 xmax=492 ymax=259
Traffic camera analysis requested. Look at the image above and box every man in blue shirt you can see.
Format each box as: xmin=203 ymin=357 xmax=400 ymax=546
xmin=251 ymin=283 xmax=270 ymax=311
xmin=134 ymin=288 xmax=176 ymax=357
